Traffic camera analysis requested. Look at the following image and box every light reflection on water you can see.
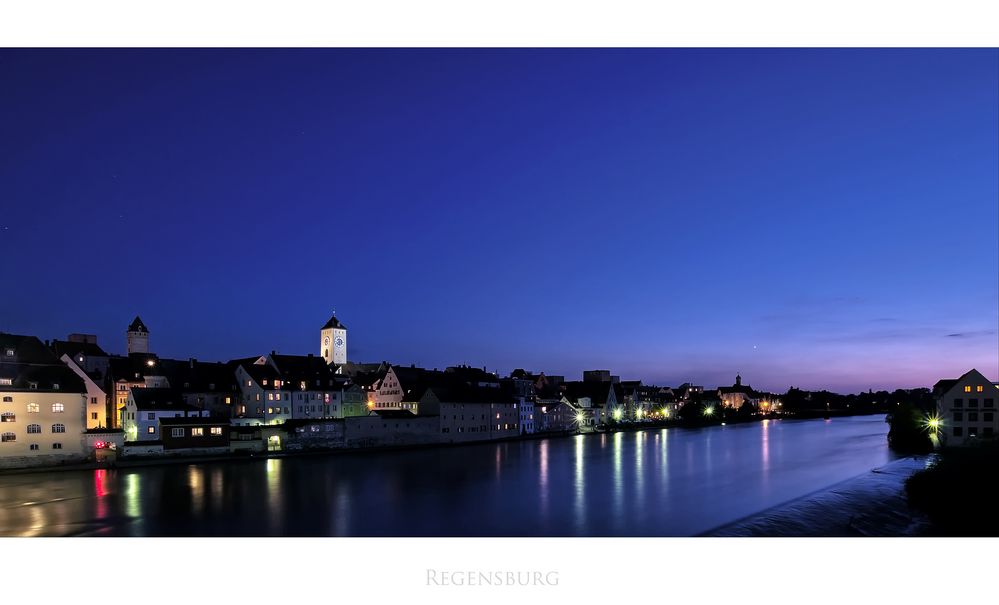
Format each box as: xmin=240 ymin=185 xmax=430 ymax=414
xmin=0 ymin=415 xmax=894 ymax=537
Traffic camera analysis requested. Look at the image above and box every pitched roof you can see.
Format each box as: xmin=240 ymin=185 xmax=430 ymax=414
xmin=321 ymin=315 xmax=346 ymax=330
xmin=107 ymin=353 xmax=162 ymax=382
xmin=50 ymin=339 xmax=109 ymax=359
xmin=0 ymin=361 xmax=87 ymax=393
xmin=130 ymin=388 xmax=199 ymax=412
xmin=370 ymin=409 xmax=418 ymax=419
xmin=0 ymin=333 xmax=61 ymax=364
xmin=425 ymin=384 xmax=515 ymax=404
xmin=563 ymin=381 xmax=615 ymax=405
xmin=158 ymin=416 xmax=229 ymax=425
xmin=128 ymin=316 xmax=149 ymax=333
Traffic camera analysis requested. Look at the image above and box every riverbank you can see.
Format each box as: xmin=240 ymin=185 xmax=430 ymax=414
xmin=0 ymin=411 xmax=887 ymax=476
xmin=705 ymin=455 xmax=933 ymax=536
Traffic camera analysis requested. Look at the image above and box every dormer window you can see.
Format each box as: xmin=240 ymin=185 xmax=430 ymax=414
xmin=4 ymin=349 xmax=13 ymax=357
xmin=0 ymin=378 xmax=11 ymax=386
xmin=262 ymin=380 xmax=268 ymax=386
xmin=978 ymin=385 xmax=985 ymax=392
xmin=52 ymin=383 xmax=59 ymax=390
xmin=965 ymin=386 xmax=972 ymax=392
xmin=29 ymin=382 xmax=38 ymax=390
xmin=208 ymin=383 xmax=215 ymax=390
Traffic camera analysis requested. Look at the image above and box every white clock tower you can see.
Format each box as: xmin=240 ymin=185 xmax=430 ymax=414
xmin=320 ymin=314 xmax=347 ymax=366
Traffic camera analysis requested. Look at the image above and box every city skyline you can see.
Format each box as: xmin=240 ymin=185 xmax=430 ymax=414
xmin=2 ymin=48 xmax=997 ymax=393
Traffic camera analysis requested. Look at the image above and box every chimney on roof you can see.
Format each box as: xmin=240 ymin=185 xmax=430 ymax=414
xmin=271 ymin=350 xmax=276 ymax=356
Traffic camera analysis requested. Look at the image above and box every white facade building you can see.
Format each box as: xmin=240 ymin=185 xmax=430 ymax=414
xmin=934 ymin=368 xmax=999 ymax=446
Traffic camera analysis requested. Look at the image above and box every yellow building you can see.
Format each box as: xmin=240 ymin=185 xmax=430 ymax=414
xmin=2 ymin=334 xmax=89 ymax=469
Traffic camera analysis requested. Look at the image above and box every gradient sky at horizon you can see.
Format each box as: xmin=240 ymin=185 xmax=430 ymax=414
xmin=1 ymin=48 xmax=997 ymax=393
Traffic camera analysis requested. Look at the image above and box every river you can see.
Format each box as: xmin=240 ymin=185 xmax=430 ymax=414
xmin=0 ymin=414 xmax=896 ymax=536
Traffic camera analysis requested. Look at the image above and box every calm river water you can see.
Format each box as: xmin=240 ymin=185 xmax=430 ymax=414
xmin=0 ymin=415 xmax=895 ymax=536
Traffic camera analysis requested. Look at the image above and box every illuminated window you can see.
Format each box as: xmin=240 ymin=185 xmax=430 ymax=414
xmin=52 ymin=403 xmax=64 ymax=413
xmin=27 ymin=424 xmax=41 ymax=434
xmin=51 ymin=423 xmax=66 ymax=433
xmin=965 ymin=386 xmax=972 ymax=392
xmin=210 ymin=427 xmax=222 ymax=435
xmin=0 ymin=412 xmax=13 ymax=422
xmin=267 ymin=393 xmax=274 ymax=401
xmin=0 ymin=378 xmax=11 ymax=386
xmin=147 ymin=426 xmax=155 ymax=434
xmin=977 ymin=385 xmax=985 ymax=392
xmin=225 ymin=397 xmax=232 ymax=404
xmin=191 ymin=428 xmax=204 ymax=437
xmin=262 ymin=380 xmax=268 ymax=386
xmin=171 ymin=428 xmax=184 ymax=437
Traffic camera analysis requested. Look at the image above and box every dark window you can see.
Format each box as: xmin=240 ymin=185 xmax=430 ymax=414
xmin=954 ymin=411 xmax=963 ymax=421
xmin=954 ymin=399 xmax=963 ymax=407
xmin=969 ymin=399 xmax=979 ymax=408
xmin=953 ymin=427 xmax=963 ymax=437
xmin=984 ymin=427 xmax=994 ymax=436
xmin=986 ymin=399 xmax=995 ymax=408
xmin=985 ymin=412 xmax=994 ymax=422
xmin=968 ymin=427 xmax=978 ymax=437
xmin=52 ymin=443 xmax=62 ymax=449
xmin=969 ymin=412 xmax=979 ymax=422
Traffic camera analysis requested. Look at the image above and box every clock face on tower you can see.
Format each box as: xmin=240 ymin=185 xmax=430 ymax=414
xmin=324 ymin=336 xmax=330 ymax=346
xmin=334 ymin=337 xmax=344 ymax=348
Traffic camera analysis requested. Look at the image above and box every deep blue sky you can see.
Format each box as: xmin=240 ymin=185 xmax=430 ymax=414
xmin=1 ymin=49 xmax=996 ymax=393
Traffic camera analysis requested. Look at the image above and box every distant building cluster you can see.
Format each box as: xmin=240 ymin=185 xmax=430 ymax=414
xmin=3 ymin=312 xmax=785 ymax=469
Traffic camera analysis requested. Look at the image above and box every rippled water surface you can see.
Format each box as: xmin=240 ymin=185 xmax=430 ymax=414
xmin=0 ymin=415 xmax=895 ymax=536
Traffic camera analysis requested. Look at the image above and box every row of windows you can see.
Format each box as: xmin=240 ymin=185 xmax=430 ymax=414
xmin=169 ymin=427 xmax=224 ymax=437
xmin=296 ymin=405 xmax=334 ymax=413
xmin=952 ymin=412 xmax=994 ymax=422
xmin=0 ymin=402 xmax=66 ymax=413
xmin=953 ymin=427 xmax=994 ymax=437
xmin=963 ymin=385 xmax=989 ymax=393
xmin=951 ymin=398 xmax=994 ymax=408
xmin=11 ymin=443 xmax=64 ymax=450
xmin=1 ymin=426 xmax=65 ymax=441
xmin=0 ymin=379 xmax=60 ymax=389
xmin=441 ymin=422 xmax=521 ymax=434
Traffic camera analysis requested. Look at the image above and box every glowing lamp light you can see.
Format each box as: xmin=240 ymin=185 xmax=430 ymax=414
xmin=635 ymin=409 xmax=643 ymax=420
xmin=661 ymin=408 xmax=669 ymax=418
xmin=703 ymin=405 xmax=715 ymax=417
xmin=925 ymin=414 xmax=942 ymax=433
xmin=575 ymin=412 xmax=586 ymax=424
xmin=145 ymin=359 xmax=155 ymax=367
xmin=612 ymin=408 xmax=623 ymax=422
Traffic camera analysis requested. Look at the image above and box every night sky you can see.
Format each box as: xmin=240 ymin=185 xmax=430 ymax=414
xmin=1 ymin=48 xmax=996 ymax=393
